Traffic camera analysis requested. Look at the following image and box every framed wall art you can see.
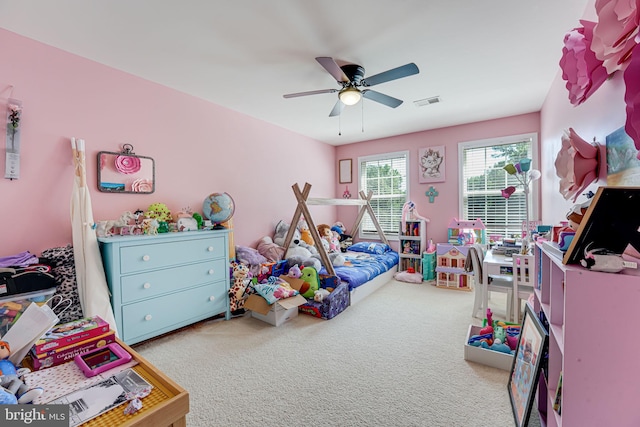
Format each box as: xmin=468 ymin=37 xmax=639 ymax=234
xmin=508 ymin=303 xmax=548 ymax=427
xmin=418 ymin=145 xmax=445 ymax=183
xmin=339 ymin=159 xmax=352 ymax=184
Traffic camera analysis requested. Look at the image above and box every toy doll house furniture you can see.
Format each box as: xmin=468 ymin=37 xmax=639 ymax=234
xmin=283 ymin=183 xmax=398 ymax=305
xmin=447 ymin=218 xmax=486 ymax=246
xmin=435 ymin=244 xmax=473 ymax=291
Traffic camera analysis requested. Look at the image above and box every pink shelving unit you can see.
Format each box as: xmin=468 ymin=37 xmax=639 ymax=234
xmin=534 ymin=242 xmax=640 ymax=426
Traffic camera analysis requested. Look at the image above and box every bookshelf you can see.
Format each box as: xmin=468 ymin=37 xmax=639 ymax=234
xmin=398 ymin=219 xmax=427 ymax=273
xmin=533 ymin=242 xmax=640 ymax=426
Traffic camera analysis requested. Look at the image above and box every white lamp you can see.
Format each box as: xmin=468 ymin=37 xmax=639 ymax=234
xmin=339 ymin=87 xmax=362 ymax=105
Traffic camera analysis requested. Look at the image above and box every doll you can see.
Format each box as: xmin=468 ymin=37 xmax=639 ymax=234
xmin=0 ymin=340 xmax=43 ymax=404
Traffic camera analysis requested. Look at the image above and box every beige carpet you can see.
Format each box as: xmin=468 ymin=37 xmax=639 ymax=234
xmin=135 ymin=280 xmax=540 ymax=427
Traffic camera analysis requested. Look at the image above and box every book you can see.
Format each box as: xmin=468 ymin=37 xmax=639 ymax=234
xmin=553 ymin=371 xmax=563 ymax=414
xmin=33 ymin=315 xmax=110 ymax=354
xmin=30 ymin=330 xmax=116 ymax=370
xmin=50 ymin=368 xmax=152 ymax=427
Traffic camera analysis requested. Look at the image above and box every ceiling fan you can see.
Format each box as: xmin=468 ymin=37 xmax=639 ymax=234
xmin=283 ymin=57 xmax=419 ymax=117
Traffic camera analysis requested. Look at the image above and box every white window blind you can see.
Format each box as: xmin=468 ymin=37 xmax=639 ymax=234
xmin=459 ymin=134 xmax=537 ymax=240
xmin=358 ymin=151 xmax=408 ymax=237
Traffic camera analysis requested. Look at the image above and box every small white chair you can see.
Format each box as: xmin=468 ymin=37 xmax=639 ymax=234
xmin=512 ymin=254 xmax=536 ymax=323
xmin=467 ymin=244 xmax=513 ymax=320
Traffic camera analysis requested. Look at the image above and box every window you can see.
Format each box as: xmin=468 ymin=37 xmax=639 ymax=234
xmin=458 ymin=133 xmax=538 ymax=240
xmin=358 ymin=151 xmax=408 ymax=239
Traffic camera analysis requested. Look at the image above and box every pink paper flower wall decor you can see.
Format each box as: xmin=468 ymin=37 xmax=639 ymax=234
xmin=115 ymin=155 xmax=141 ymax=174
xmin=624 ymin=41 xmax=640 ymax=158
xmin=559 ymin=20 xmax=609 ymax=105
xmin=591 ymin=0 xmax=640 ymax=74
xmin=554 ymin=128 xmax=600 ymax=202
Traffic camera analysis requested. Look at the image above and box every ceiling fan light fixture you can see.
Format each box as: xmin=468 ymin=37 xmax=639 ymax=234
xmin=339 ymin=87 xmax=362 ymax=106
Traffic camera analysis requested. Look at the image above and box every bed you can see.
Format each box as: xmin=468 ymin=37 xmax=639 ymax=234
xmin=283 ymin=183 xmax=399 ymax=305
xmin=319 ymin=246 xmax=399 ymax=305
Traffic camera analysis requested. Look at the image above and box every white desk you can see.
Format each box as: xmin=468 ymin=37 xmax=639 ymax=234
xmin=481 ymin=249 xmax=514 ymax=318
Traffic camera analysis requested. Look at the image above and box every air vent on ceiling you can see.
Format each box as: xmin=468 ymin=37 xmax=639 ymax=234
xmin=414 ymin=96 xmax=441 ymax=107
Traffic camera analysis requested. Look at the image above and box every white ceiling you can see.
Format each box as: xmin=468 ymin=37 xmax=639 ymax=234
xmin=0 ymin=0 xmax=590 ymax=145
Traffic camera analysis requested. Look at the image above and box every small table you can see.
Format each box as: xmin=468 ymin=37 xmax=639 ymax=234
xmin=481 ymin=249 xmax=514 ymax=318
xmin=82 ymin=339 xmax=188 ymax=427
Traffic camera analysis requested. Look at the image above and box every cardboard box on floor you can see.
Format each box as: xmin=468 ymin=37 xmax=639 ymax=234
xmin=244 ymin=275 xmax=308 ymax=326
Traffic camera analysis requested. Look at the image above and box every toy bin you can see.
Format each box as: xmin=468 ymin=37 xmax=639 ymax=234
xmin=298 ymin=278 xmax=349 ymax=320
xmin=463 ymin=325 xmax=514 ymax=371
xmin=0 ymin=287 xmax=57 ymax=337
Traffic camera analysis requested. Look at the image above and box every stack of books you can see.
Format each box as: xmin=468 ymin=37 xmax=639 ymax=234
xmin=28 ymin=316 xmax=115 ymax=371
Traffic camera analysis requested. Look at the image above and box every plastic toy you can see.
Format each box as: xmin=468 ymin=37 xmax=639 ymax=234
xmin=74 ymin=342 xmax=132 ymax=378
xmin=447 ymin=218 xmax=486 ymax=246
xmin=0 ymin=340 xmax=43 ymax=404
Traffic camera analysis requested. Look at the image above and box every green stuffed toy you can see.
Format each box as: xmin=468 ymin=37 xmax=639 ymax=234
xmin=299 ymin=266 xmax=319 ymax=299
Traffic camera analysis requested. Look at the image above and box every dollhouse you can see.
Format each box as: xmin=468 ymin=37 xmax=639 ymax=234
xmin=447 ymin=218 xmax=486 ymax=246
xmin=435 ymin=244 xmax=473 ymax=291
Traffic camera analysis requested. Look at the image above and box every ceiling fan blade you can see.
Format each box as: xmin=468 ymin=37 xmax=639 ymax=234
xmin=361 ymin=63 xmax=419 ymax=87
xmin=362 ymin=90 xmax=403 ymax=108
xmin=283 ymin=88 xmax=337 ymax=98
xmin=329 ymin=100 xmax=345 ymax=117
xmin=316 ymin=57 xmax=350 ymax=83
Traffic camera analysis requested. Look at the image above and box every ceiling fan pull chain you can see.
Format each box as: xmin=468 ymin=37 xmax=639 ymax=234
xmin=361 ymin=99 xmax=365 ymax=133
xmin=338 ymin=111 xmax=342 ymax=136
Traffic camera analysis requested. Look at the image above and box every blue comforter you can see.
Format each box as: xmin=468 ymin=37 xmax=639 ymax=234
xmin=320 ymin=251 xmax=399 ymax=291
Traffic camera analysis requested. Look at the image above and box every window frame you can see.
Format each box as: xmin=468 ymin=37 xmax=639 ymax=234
xmin=457 ymin=133 xmax=539 ymax=239
xmin=357 ymin=150 xmax=409 ymax=241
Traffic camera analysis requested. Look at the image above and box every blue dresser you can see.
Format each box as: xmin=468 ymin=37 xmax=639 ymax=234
xmin=99 ymin=229 xmax=231 ymax=344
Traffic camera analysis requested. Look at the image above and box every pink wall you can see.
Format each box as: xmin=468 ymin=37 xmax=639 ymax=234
xmin=335 ymin=113 xmax=541 ymax=248
xmin=540 ymin=0 xmax=627 ymax=225
xmin=0 ymin=29 xmax=336 ymax=257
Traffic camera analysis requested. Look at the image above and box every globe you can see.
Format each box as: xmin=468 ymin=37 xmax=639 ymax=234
xmin=202 ymin=192 xmax=235 ymax=225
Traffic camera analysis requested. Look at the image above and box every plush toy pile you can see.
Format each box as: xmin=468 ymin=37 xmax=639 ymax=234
xmin=230 ymin=218 xmax=355 ymax=315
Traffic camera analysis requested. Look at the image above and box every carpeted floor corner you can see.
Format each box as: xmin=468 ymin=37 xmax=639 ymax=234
xmin=134 ymin=280 xmax=540 ymax=427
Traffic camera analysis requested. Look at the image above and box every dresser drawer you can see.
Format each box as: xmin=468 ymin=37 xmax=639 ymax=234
xmin=121 ymin=282 xmax=227 ymax=343
xmin=119 ymin=258 xmax=227 ymax=304
xmin=119 ymin=236 xmax=226 ymax=274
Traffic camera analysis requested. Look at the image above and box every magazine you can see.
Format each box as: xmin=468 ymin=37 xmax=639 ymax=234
xmin=50 ymin=368 xmax=152 ymax=426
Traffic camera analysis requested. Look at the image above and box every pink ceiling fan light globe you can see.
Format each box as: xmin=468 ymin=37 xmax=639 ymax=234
xmin=591 ymin=0 xmax=640 ymax=74
xmin=559 ymin=20 xmax=609 ymax=105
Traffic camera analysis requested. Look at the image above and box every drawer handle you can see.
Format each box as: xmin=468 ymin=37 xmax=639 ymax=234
xmin=144 ymin=314 xmax=152 ymax=321
xmin=207 ymin=246 xmax=214 ymax=252
xmin=209 ymin=296 xmax=215 ymax=301
xmin=142 ymin=255 xmax=150 ymax=262
xmin=143 ymin=282 xmax=151 ymax=289
xmin=208 ymin=269 xmax=215 ymax=275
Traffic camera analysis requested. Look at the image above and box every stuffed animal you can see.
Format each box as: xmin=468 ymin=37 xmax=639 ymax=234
xmin=273 ymin=220 xmax=321 ymax=270
xmin=287 ymin=264 xmax=302 ymax=278
xmin=0 ymin=340 xmax=43 ymax=404
xmin=331 ymin=222 xmax=353 ymax=252
xmin=256 ymin=236 xmax=285 ymax=262
xmin=297 ymin=219 xmax=315 ymax=246
xmin=314 ymin=288 xmax=330 ymax=302
xmin=299 ymin=266 xmax=320 ymax=298
xmin=229 ymin=261 xmax=252 ymax=312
